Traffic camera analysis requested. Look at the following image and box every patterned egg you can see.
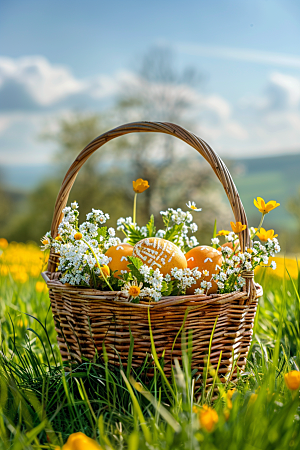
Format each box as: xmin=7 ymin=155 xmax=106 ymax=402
xmin=105 ymin=244 xmax=133 ymax=278
xmin=133 ymin=237 xmax=187 ymax=276
xmin=185 ymin=245 xmax=222 ymax=295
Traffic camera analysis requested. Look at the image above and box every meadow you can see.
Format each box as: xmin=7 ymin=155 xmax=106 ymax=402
xmin=0 ymin=239 xmax=300 ymax=449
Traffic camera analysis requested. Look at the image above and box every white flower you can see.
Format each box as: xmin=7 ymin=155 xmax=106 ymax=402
xmin=244 ymin=261 xmax=252 ymax=270
xmin=71 ymin=201 xmax=79 ymax=209
xmin=108 ymin=228 xmax=115 ymax=237
xmin=140 ymin=265 xmax=151 ymax=276
xmin=270 ymin=261 xmax=277 ymax=270
xmin=190 ymin=223 xmax=198 ymax=233
xmin=194 ymin=288 xmax=204 ymax=295
xmin=202 ymin=269 xmax=209 ymax=277
xmin=262 ymin=256 xmax=269 ymax=265
xmin=117 ymin=217 xmax=125 ymax=226
xmin=186 ymin=201 xmax=202 ymax=212
xmin=164 ymin=273 xmax=171 ymax=282
xmin=211 ymin=238 xmax=220 ymax=245
xmin=217 ymin=281 xmax=224 ymax=289
xmin=156 ymin=229 xmax=166 ymax=238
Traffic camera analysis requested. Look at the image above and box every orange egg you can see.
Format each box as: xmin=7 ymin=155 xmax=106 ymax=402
xmin=105 ymin=244 xmax=133 ymax=278
xmin=185 ymin=245 xmax=222 ymax=295
xmin=133 ymin=237 xmax=187 ymax=276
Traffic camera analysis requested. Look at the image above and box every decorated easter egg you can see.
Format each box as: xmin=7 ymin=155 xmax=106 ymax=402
xmin=185 ymin=245 xmax=222 ymax=294
xmin=105 ymin=244 xmax=133 ymax=278
xmin=133 ymin=237 xmax=187 ymax=276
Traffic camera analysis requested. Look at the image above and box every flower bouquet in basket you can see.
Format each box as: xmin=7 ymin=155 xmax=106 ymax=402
xmin=40 ymin=122 xmax=280 ymax=381
xmin=42 ymin=186 xmax=280 ymax=303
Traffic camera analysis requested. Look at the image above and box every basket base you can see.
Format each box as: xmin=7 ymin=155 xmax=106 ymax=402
xmin=46 ymin=278 xmax=261 ymax=386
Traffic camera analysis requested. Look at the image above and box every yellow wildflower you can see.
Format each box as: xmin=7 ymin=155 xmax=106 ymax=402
xmin=217 ymin=230 xmax=230 ymax=236
xmin=224 ymin=388 xmax=235 ymax=410
xmin=61 ymin=432 xmax=102 ymax=450
xmin=248 ymin=393 xmax=258 ymax=405
xmin=55 ymin=235 xmax=63 ymax=241
xmin=132 ymin=178 xmax=149 ymax=194
xmin=254 ymin=197 xmax=280 ymax=214
xmin=224 ymin=408 xmax=230 ymax=421
xmin=14 ymin=271 xmax=28 ymax=283
xmin=284 ymin=371 xmax=300 ymax=391
xmin=0 ymin=238 xmax=8 ymax=249
xmin=230 ymin=222 xmax=247 ymax=234
xmin=256 ymin=228 xmax=278 ymax=242
xmin=199 ymin=405 xmax=218 ymax=432
xmin=35 ymin=281 xmax=48 ymax=292
xmin=97 ymin=264 xmax=110 ymax=278
xmin=74 ymin=232 xmax=82 ymax=240
xmin=17 ymin=318 xmax=28 ymax=328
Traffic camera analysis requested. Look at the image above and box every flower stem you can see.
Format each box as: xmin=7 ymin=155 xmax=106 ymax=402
xmin=133 ymin=193 xmax=137 ymax=225
xmin=251 ymin=213 xmax=265 ymax=240
xmin=83 ymin=239 xmax=113 ymax=291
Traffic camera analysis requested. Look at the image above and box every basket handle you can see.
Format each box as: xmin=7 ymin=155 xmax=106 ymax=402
xmin=47 ymin=121 xmax=250 ymax=270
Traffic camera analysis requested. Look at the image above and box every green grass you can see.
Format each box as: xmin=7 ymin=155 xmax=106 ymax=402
xmin=0 ymin=257 xmax=300 ymax=449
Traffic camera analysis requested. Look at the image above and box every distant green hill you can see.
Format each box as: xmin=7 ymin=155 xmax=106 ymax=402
xmin=231 ymin=153 xmax=300 ymax=233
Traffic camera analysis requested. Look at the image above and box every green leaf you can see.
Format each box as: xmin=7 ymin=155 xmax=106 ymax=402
xmin=127 ymin=256 xmax=144 ymax=283
xmin=98 ymin=226 xmax=107 ymax=239
xmin=146 ymin=214 xmax=156 ymax=237
xmin=123 ymin=223 xmax=145 ymax=245
xmin=161 ymin=280 xmax=174 ymax=296
xmin=164 ymin=223 xmax=184 ymax=242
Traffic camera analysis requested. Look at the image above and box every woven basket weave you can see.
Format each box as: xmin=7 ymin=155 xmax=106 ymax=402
xmin=42 ymin=121 xmax=262 ymax=382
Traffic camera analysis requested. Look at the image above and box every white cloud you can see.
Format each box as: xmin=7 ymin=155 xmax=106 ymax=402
xmin=0 ymin=56 xmax=87 ymax=106
xmin=176 ymin=43 xmax=300 ymax=68
xmin=0 ymin=55 xmax=300 ymax=164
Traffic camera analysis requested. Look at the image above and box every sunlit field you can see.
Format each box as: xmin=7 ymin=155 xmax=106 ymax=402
xmin=0 ymin=240 xmax=300 ymax=449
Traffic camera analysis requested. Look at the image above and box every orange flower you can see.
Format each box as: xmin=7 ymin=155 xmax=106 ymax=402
xmin=0 ymin=238 xmax=8 ymax=249
xmin=132 ymin=178 xmax=149 ymax=194
xmin=256 ymin=228 xmax=278 ymax=242
xmin=61 ymin=432 xmax=102 ymax=449
xmin=225 ymin=389 xmax=235 ymax=410
xmin=97 ymin=264 xmax=110 ymax=278
xmin=217 ymin=230 xmax=230 ymax=237
xmin=284 ymin=371 xmax=300 ymax=391
xmin=129 ymin=285 xmax=141 ymax=297
xmin=74 ymin=232 xmax=82 ymax=240
xmin=230 ymin=222 xmax=247 ymax=234
xmin=199 ymin=405 xmax=218 ymax=432
xmin=254 ymin=197 xmax=280 ymax=214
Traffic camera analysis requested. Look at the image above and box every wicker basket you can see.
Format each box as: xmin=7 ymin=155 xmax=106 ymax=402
xmin=42 ymin=121 xmax=262 ymax=382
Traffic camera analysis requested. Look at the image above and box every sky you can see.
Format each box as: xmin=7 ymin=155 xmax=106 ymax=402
xmin=1 ymin=0 xmax=300 ymax=168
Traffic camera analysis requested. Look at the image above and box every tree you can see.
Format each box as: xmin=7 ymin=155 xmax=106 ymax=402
xmin=112 ymin=46 xmax=232 ymax=239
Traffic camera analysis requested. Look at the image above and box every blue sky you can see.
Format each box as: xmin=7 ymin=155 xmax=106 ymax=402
xmin=1 ymin=0 xmax=300 ymax=166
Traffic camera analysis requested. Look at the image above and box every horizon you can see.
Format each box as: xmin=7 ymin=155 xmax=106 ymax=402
xmin=0 ymin=0 xmax=300 ymax=169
